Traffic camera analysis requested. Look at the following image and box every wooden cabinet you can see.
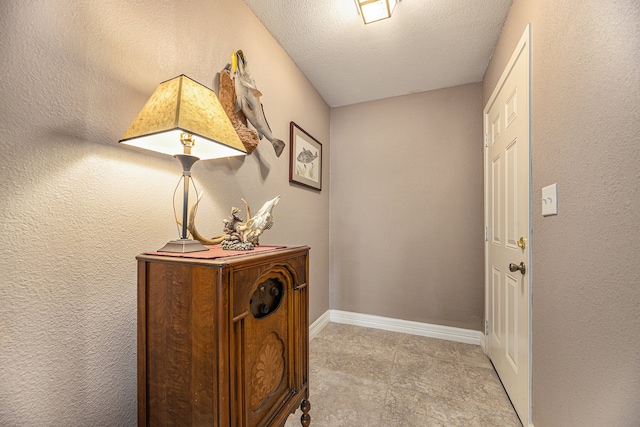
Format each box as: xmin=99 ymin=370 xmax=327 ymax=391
xmin=137 ymin=246 xmax=311 ymax=426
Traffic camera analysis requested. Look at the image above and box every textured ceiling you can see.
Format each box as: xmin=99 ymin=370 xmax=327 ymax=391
xmin=243 ymin=0 xmax=513 ymax=107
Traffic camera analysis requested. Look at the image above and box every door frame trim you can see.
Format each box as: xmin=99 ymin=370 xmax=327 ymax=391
xmin=483 ymin=23 xmax=532 ymax=426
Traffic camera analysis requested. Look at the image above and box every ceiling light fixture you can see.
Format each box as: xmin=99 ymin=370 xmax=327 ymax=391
xmin=356 ymin=0 xmax=398 ymax=24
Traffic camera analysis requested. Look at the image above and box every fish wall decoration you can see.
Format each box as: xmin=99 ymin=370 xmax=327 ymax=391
xmin=217 ymin=50 xmax=284 ymax=157
xmin=218 ymin=67 xmax=260 ymax=154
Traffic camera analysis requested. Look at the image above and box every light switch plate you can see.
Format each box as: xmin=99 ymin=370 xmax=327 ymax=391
xmin=542 ymin=184 xmax=558 ymax=216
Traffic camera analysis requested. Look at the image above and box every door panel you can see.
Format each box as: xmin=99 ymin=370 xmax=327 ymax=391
xmin=505 ymin=87 xmax=518 ymax=127
xmin=491 ymin=266 xmax=502 ymax=347
xmin=506 ymin=139 xmax=519 ymax=249
xmin=485 ymin=25 xmax=531 ymax=425
xmin=506 ymin=272 xmax=519 ymax=371
xmin=491 ymin=154 xmax=502 ymax=244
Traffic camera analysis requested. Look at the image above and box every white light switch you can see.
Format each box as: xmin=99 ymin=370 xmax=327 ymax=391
xmin=542 ymin=184 xmax=558 ymax=216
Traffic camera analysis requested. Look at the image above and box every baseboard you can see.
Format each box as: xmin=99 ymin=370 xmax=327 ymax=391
xmin=329 ymin=310 xmax=483 ymax=345
xmin=480 ymin=330 xmax=487 ymax=353
xmin=309 ymin=310 xmax=331 ymax=341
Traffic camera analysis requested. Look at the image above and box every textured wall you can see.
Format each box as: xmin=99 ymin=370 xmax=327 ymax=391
xmin=330 ymin=84 xmax=484 ymax=330
xmin=0 ymin=0 xmax=330 ymax=424
xmin=484 ymin=0 xmax=640 ymax=425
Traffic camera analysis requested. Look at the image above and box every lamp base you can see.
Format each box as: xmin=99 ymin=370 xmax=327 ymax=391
xmin=158 ymin=238 xmax=208 ymax=253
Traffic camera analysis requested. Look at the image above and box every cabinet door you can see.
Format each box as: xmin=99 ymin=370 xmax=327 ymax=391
xmin=232 ymin=264 xmax=299 ymax=427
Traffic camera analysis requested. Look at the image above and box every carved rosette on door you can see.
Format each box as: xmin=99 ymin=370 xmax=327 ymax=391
xmin=250 ymin=332 xmax=285 ymax=411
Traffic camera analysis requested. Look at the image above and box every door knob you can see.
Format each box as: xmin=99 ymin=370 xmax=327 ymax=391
xmin=509 ymin=262 xmax=526 ymax=275
xmin=517 ymin=237 xmax=527 ymax=249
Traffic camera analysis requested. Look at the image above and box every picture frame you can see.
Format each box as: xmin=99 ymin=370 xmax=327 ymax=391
xmin=289 ymin=122 xmax=322 ymax=191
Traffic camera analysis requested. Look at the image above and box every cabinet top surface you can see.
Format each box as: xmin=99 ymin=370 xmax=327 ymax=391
xmin=136 ymin=245 xmax=308 ymax=267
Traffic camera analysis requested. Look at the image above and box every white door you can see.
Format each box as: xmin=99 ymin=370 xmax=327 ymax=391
xmin=484 ymin=25 xmax=531 ymax=425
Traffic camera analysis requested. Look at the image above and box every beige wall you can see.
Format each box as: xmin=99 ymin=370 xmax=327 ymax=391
xmin=0 ymin=0 xmax=330 ymax=424
xmin=484 ymin=0 xmax=640 ymax=425
xmin=330 ymin=83 xmax=484 ymax=330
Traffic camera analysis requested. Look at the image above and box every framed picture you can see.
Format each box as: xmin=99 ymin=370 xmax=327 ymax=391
xmin=289 ymin=122 xmax=322 ymax=191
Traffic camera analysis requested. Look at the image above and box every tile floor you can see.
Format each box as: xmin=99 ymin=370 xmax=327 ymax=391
xmin=285 ymin=322 xmax=522 ymax=427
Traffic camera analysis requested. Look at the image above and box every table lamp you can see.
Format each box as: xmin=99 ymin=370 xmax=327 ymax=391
xmin=119 ymin=75 xmax=247 ymax=253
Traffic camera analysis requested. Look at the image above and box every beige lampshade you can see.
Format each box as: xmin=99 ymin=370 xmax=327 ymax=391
xmin=119 ymin=75 xmax=246 ymax=159
xmin=358 ymin=0 xmax=397 ymax=24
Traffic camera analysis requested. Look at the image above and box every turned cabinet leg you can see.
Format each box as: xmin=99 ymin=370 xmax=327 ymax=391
xmin=300 ymin=399 xmax=311 ymax=427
